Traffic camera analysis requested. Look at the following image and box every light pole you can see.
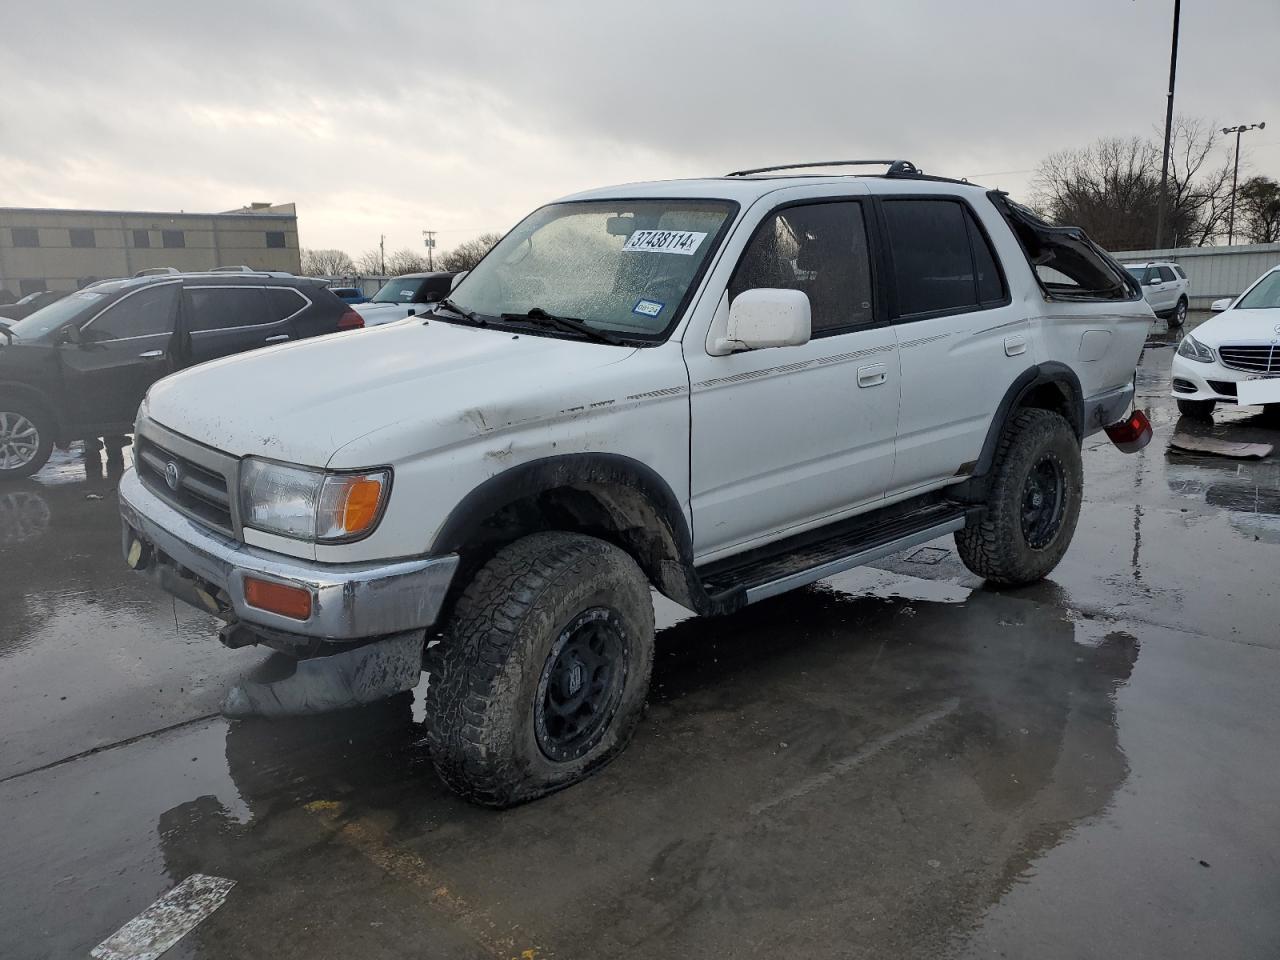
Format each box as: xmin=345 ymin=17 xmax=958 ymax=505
xmin=1223 ymin=122 xmax=1265 ymax=245
xmin=422 ymin=230 xmax=436 ymax=271
xmin=1154 ymin=0 xmax=1181 ymax=250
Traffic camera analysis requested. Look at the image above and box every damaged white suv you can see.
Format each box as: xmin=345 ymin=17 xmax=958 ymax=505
xmin=120 ymin=160 xmax=1152 ymax=806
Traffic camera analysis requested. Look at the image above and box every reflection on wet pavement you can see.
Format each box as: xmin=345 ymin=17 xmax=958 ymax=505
xmin=2 ymin=324 xmax=1279 ymax=959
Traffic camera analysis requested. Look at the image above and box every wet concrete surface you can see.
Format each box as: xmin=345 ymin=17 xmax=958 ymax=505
xmin=2 ymin=315 xmax=1279 ymax=959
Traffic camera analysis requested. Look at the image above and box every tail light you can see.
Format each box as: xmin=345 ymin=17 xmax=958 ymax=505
xmin=337 ymin=308 xmax=364 ymax=330
xmin=1105 ymin=409 xmax=1153 ymax=453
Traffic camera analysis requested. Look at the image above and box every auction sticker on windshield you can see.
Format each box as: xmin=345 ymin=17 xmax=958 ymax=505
xmin=623 ymin=230 xmax=707 ymax=255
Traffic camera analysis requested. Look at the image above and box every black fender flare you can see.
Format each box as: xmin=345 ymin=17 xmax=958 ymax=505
xmin=431 ymin=453 xmax=717 ymax=614
xmin=961 ymin=362 xmax=1083 ymax=491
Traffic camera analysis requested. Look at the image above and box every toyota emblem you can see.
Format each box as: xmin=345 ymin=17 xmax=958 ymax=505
xmin=164 ymin=461 xmax=181 ymax=491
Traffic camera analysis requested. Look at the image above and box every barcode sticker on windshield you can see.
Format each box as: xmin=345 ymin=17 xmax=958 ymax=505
xmin=623 ymin=230 xmax=707 ymax=256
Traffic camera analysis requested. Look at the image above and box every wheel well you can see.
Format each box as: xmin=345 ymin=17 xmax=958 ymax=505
xmin=0 ymin=384 xmax=60 ymax=435
xmin=1016 ymin=380 xmax=1081 ymax=437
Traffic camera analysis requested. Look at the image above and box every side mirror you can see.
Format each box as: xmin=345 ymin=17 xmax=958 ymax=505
xmin=450 ymin=271 xmax=468 ymax=291
xmin=722 ymin=289 xmax=811 ymax=351
xmin=59 ymin=324 xmax=83 ymax=345
xmin=1210 ymin=297 xmax=1232 ymax=312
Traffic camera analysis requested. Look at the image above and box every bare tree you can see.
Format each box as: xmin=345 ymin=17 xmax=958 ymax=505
xmin=383 ymin=248 xmax=428 ymax=275
xmin=441 ymin=233 xmax=503 ymax=272
xmin=300 ymin=248 xmax=355 ymax=276
xmin=354 ymin=249 xmax=386 ymax=275
xmin=1236 ymin=176 xmax=1280 ymax=244
xmin=1032 ymin=118 xmax=1234 ymax=250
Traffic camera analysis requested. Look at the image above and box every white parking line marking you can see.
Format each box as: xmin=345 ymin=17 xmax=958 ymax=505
xmin=90 ymin=874 xmax=235 ymax=960
xmin=750 ymin=698 xmax=960 ymax=816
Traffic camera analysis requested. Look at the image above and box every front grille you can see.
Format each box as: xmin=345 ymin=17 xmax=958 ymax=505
xmin=1207 ymin=380 xmax=1238 ymax=397
xmin=1218 ymin=344 xmax=1280 ymax=374
xmin=136 ymin=436 xmax=234 ymax=535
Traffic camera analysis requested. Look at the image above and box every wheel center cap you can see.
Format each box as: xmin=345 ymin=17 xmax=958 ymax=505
xmin=567 ymin=661 xmax=584 ymax=697
xmin=1031 ymin=491 xmax=1044 ymax=508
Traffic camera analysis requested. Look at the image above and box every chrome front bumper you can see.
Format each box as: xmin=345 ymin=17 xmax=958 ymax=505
xmin=119 ymin=467 xmax=458 ymax=641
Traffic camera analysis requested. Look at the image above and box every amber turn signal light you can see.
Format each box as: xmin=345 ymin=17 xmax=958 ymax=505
xmin=243 ymin=577 xmax=313 ymax=620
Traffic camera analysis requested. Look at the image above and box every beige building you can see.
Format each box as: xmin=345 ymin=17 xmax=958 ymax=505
xmin=0 ymin=202 xmax=301 ymax=296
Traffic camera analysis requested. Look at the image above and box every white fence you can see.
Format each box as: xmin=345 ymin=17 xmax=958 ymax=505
xmin=1110 ymin=243 xmax=1280 ymax=309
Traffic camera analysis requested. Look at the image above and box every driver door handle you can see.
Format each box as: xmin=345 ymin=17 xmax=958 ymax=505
xmin=138 ymin=350 xmax=165 ymax=359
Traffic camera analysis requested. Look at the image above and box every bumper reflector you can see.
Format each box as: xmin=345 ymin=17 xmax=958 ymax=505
xmin=1105 ymin=409 xmax=1153 ymax=454
xmin=243 ymin=577 xmax=313 ymax=620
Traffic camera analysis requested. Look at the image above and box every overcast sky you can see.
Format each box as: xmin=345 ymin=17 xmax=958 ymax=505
xmin=2 ymin=0 xmax=1277 ymax=257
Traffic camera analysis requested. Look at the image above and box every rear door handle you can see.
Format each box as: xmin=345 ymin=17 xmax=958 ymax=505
xmin=264 ymin=334 xmax=290 ymax=343
xmin=1004 ymin=335 xmax=1027 ymax=357
xmin=857 ymin=362 xmax=888 ymax=387
xmin=138 ymin=350 xmax=165 ymax=359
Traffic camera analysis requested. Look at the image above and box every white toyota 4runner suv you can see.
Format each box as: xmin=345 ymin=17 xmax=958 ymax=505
xmin=119 ymin=160 xmax=1153 ymax=807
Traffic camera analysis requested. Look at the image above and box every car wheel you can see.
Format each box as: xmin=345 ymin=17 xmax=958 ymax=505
xmin=423 ymin=531 xmax=655 ymax=808
xmin=1168 ymin=298 xmax=1188 ymax=328
xmin=955 ymin=409 xmax=1082 ymax=586
xmin=0 ymin=403 xmax=54 ymax=481
xmin=1176 ymin=398 xmax=1216 ymax=420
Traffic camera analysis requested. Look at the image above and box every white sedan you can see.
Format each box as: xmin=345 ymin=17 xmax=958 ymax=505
xmin=1171 ymin=265 xmax=1280 ymax=419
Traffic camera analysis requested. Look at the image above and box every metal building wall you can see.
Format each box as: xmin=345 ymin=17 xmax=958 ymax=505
xmin=1111 ymin=243 xmax=1280 ymax=308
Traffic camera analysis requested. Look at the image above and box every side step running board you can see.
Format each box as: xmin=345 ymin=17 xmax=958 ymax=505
xmin=743 ymin=514 xmax=965 ymax=603
xmin=695 ymin=499 xmax=974 ymax=610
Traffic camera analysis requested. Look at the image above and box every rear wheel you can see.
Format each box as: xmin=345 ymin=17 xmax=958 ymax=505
xmin=423 ymin=531 xmax=655 ymax=807
xmin=0 ymin=404 xmax=54 ymax=481
xmin=1176 ymin=398 xmax=1216 ymax=420
xmin=956 ymin=409 xmax=1082 ymax=585
xmin=1167 ymin=297 xmax=1188 ymax=328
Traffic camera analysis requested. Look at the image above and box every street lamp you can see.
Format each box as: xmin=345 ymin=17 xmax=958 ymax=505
xmin=1223 ymin=122 xmax=1265 ymax=246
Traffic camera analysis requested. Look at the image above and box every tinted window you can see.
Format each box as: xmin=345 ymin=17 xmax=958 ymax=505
xmin=133 ymin=229 xmax=151 ymax=249
xmin=266 ymin=286 xmax=308 ymax=319
xmin=729 ymin=201 xmax=874 ymax=335
xmin=69 ymin=228 xmax=95 ymax=248
xmin=883 ymin=200 xmax=977 ymax=316
xmin=1157 ymin=266 xmax=1176 ymax=282
xmin=265 ymin=231 xmax=286 ymax=249
xmin=19 ymin=279 xmax=45 ymax=295
xmin=162 ymin=230 xmax=185 ymax=248
xmin=183 ymin=287 xmax=273 ymax=331
xmin=966 ymin=211 xmax=1006 ymax=304
xmin=87 ymin=284 xmax=179 ymax=340
xmin=1174 ymin=265 xmax=1187 ymax=280
xmin=12 ymin=228 xmax=39 ymax=248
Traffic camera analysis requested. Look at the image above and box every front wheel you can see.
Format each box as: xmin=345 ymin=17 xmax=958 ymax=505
xmin=0 ymin=404 xmax=54 ymax=481
xmin=1176 ymin=398 xmax=1215 ymax=420
xmin=1167 ymin=298 xmax=1188 ymax=328
xmin=956 ymin=409 xmax=1082 ymax=586
xmin=423 ymin=532 xmax=655 ymax=808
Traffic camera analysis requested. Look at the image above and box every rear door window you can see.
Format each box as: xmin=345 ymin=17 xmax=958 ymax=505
xmin=267 ymin=287 xmax=309 ymax=320
xmin=1157 ymin=266 xmax=1177 ymax=283
xmin=85 ymin=284 xmax=179 ymax=340
xmin=882 ymin=199 xmax=1004 ymax=317
xmin=182 ymin=287 xmax=273 ymax=331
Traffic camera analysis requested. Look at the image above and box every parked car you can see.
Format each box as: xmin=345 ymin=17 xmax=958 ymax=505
xmin=327 ymin=286 xmax=369 ymax=304
xmin=119 ymin=161 xmax=1150 ymax=807
xmin=1123 ymin=261 xmax=1189 ymax=327
xmin=0 ymin=272 xmax=363 ymax=478
xmin=354 ymin=271 xmax=459 ymax=325
xmin=0 ymin=290 xmax=66 ymax=321
xmin=1171 ymin=264 xmax=1280 ymax=419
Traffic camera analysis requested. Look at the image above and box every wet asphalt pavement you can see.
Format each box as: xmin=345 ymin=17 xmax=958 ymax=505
xmin=2 ymin=314 xmax=1279 ymax=959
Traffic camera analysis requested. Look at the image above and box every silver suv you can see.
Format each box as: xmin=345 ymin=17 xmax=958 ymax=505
xmin=1124 ymin=261 xmax=1189 ymax=327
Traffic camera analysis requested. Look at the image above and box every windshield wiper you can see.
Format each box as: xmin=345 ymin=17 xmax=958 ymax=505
xmin=499 ymin=307 xmax=622 ymax=345
xmin=433 ymin=297 xmax=487 ymax=327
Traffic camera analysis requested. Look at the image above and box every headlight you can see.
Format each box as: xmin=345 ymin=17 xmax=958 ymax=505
xmin=1176 ymin=335 xmax=1215 ymax=363
xmin=240 ymin=458 xmax=390 ymax=542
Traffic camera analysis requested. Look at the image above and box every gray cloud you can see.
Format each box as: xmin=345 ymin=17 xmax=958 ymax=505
xmin=2 ymin=0 xmax=1277 ymax=254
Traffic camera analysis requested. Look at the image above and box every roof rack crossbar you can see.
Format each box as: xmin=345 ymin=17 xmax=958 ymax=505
xmin=725 ymin=159 xmax=920 ymax=177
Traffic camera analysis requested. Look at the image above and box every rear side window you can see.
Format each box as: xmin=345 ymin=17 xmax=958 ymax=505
xmin=729 ymin=201 xmax=875 ymax=335
xmin=87 ymin=284 xmax=179 ymax=340
xmin=183 ymin=287 xmax=273 ymax=332
xmin=1157 ymin=266 xmax=1176 ymax=282
xmin=882 ymin=199 xmax=1005 ymax=317
xmin=1173 ymin=265 xmax=1187 ymax=280
xmin=267 ymin=287 xmax=309 ymax=319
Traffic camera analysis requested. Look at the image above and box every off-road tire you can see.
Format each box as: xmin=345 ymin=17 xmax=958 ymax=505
xmin=956 ymin=409 xmax=1082 ymax=585
xmin=1176 ymin=398 xmax=1216 ymax=420
xmin=0 ymin=400 xmax=54 ymax=481
xmin=423 ymin=531 xmax=655 ymax=808
xmin=1167 ymin=297 xmax=1188 ymax=328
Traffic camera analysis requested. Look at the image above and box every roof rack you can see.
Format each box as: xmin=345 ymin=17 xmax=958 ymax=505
xmin=725 ymin=159 xmax=922 ymax=178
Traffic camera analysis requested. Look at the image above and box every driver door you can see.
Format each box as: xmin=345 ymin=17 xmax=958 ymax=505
xmin=59 ymin=282 xmax=180 ymax=429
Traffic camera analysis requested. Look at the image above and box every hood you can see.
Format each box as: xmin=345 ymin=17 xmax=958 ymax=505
xmin=145 ymin=319 xmax=635 ymax=466
xmin=1191 ymin=308 xmax=1280 ymax=346
xmin=353 ymin=300 xmax=432 ymax=326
